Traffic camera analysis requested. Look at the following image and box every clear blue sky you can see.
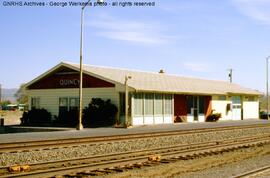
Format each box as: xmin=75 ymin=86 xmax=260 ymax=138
xmin=0 ymin=0 xmax=270 ymax=92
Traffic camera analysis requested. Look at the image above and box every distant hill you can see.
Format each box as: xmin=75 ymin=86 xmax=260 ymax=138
xmin=1 ymin=88 xmax=18 ymax=103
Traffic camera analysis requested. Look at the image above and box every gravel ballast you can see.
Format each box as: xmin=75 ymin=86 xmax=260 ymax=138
xmin=1 ymin=127 xmax=270 ymax=167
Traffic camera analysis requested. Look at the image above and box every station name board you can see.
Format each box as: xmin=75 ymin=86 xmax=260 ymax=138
xmin=59 ymin=79 xmax=80 ymax=86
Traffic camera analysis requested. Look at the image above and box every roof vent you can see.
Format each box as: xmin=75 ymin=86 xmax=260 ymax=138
xmin=159 ymin=69 xmax=165 ymax=74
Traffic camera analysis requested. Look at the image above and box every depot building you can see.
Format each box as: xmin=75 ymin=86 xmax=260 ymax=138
xmin=24 ymin=62 xmax=261 ymax=126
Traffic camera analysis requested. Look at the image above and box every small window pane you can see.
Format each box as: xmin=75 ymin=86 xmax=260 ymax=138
xmin=144 ymin=93 xmax=154 ymax=115
xmin=31 ymin=98 xmax=40 ymax=109
xmin=232 ymin=96 xmax=241 ymax=104
xmin=248 ymin=96 xmax=255 ymax=101
xmin=59 ymin=98 xmax=68 ymax=107
xmin=218 ymin=95 xmax=226 ymax=100
xmin=59 ymin=98 xmax=68 ymax=113
xmin=199 ymin=96 xmax=204 ymax=114
xmin=69 ymin=98 xmax=79 ymax=110
xmin=154 ymin=94 xmax=163 ymax=115
xmin=134 ymin=93 xmax=143 ymax=116
xmin=119 ymin=93 xmax=125 ymax=115
xmin=187 ymin=96 xmax=193 ymax=114
xmin=164 ymin=94 xmax=172 ymax=115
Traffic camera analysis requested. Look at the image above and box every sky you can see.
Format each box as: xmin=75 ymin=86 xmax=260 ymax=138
xmin=0 ymin=0 xmax=270 ymax=92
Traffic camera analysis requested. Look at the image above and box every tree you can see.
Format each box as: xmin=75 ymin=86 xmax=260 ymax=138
xmin=14 ymin=84 xmax=28 ymax=104
xmin=0 ymin=100 xmax=11 ymax=106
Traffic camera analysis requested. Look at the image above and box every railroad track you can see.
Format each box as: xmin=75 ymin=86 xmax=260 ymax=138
xmin=1 ymin=134 xmax=270 ymax=178
xmin=232 ymin=165 xmax=270 ymax=178
xmin=1 ymin=123 xmax=270 ymax=154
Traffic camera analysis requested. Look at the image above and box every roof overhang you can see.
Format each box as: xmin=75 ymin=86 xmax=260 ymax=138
xmin=24 ymin=62 xmax=136 ymax=91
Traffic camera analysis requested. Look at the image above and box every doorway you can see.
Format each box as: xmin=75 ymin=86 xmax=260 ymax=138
xmin=187 ymin=96 xmax=204 ymax=122
xmin=232 ymin=96 xmax=242 ymax=120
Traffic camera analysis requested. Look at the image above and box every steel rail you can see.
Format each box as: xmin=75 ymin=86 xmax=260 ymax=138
xmin=232 ymin=165 xmax=270 ymax=178
xmin=1 ymin=123 xmax=270 ymax=154
xmin=1 ymin=134 xmax=270 ymax=178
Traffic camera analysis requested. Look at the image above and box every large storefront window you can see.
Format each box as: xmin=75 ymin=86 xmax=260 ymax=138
xmin=132 ymin=93 xmax=173 ymax=125
xmin=133 ymin=93 xmax=172 ymax=116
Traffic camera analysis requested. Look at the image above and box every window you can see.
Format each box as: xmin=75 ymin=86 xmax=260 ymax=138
xmin=144 ymin=93 xmax=154 ymax=115
xmin=218 ymin=95 xmax=226 ymax=100
xmin=119 ymin=93 xmax=125 ymax=116
xmin=232 ymin=96 xmax=241 ymax=104
xmin=187 ymin=96 xmax=205 ymax=115
xmin=134 ymin=93 xmax=143 ymax=116
xmin=164 ymin=94 xmax=172 ymax=115
xmin=199 ymin=96 xmax=205 ymax=114
xmin=69 ymin=98 xmax=79 ymax=111
xmin=154 ymin=94 xmax=163 ymax=115
xmin=59 ymin=97 xmax=79 ymax=112
xmin=187 ymin=96 xmax=193 ymax=114
xmin=247 ymin=96 xmax=255 ymax=101
xmin=59 ymin=97 xmax=68 ymax=113
xmin=31 ymin=97 xmax=40 ymax=109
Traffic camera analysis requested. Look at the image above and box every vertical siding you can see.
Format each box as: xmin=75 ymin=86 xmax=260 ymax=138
xmin=27 ymin=88 xmax=119 ymax=117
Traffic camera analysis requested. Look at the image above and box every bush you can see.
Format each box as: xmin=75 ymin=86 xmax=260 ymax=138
xmin=83 ymin=98 xmax=118 ymax=127
xmin=54 ymin=109 xmax=78 ymax=127
xmin=260 ymin=111 xmax=269 ymax=119
xmin=20 ymin=108 xmax=52 ymax=126
xmin=206 ymin=113 xmax=221 ymax=122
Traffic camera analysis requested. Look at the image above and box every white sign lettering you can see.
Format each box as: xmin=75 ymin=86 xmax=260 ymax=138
xmin=59 ymin=79 xmax=80 ymax=86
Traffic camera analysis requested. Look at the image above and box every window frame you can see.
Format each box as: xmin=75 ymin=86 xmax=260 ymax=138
xmin=31 ymin=97 xmax=40 ymax=109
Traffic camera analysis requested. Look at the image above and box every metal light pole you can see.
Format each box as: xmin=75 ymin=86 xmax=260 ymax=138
xmin=77 ymin=0 xmax=104 ymax=130
xmin=125 ymin=76 xmax=131 ymax=128
xmin=267 ymin=56 xmax=270 ymax=120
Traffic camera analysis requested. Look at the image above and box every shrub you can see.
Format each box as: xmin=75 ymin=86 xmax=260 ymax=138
xmin=206 ymin=113 xmax=222 ymax=122
xmin=83 ymin=98 xmax=118 ymax=127
xmin=20 ymin=108 xmax=52 ymax=126
xmin=55 ymin=109 xmax=78 ymax=127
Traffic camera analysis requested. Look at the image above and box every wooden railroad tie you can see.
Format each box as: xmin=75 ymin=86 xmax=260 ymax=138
xmin=8 ymin=165 xmax=30 ymax=173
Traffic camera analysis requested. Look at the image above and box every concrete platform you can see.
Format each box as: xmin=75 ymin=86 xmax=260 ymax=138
xmin=0 ymin=119 xmax=269 ymax=144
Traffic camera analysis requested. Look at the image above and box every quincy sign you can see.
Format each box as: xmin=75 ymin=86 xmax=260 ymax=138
xmin=59 ymin=79 xmax=80 ymax=86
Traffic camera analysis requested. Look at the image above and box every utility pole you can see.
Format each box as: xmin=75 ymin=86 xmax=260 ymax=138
xmin=228 ymin=69 xmax=233 ymax=83
xmin=77 ymin=0 xmax=104 ymax=130
xmin=0 ymin=84 xmax=2 ymax=103
xmin=267 ymin=56 xmax=270 ymax=120
xmin=125 ymin=76 xmax=132 ymax=128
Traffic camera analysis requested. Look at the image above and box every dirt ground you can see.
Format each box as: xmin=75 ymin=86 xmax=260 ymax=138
xmin=100 ymin=144 xmax=270 ymax=178
xmin=0 ymin=110 xmax=22 ymax=125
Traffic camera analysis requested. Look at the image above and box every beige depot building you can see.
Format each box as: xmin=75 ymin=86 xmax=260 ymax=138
xmin=24 ymin=62 xmax=261 ymax=126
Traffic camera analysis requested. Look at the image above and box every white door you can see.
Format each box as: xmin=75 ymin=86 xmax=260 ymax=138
xmin=232 ymin=105 xmax=241 ymax=120
xmin=232 ymin=96 xmax=242 ymax=120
